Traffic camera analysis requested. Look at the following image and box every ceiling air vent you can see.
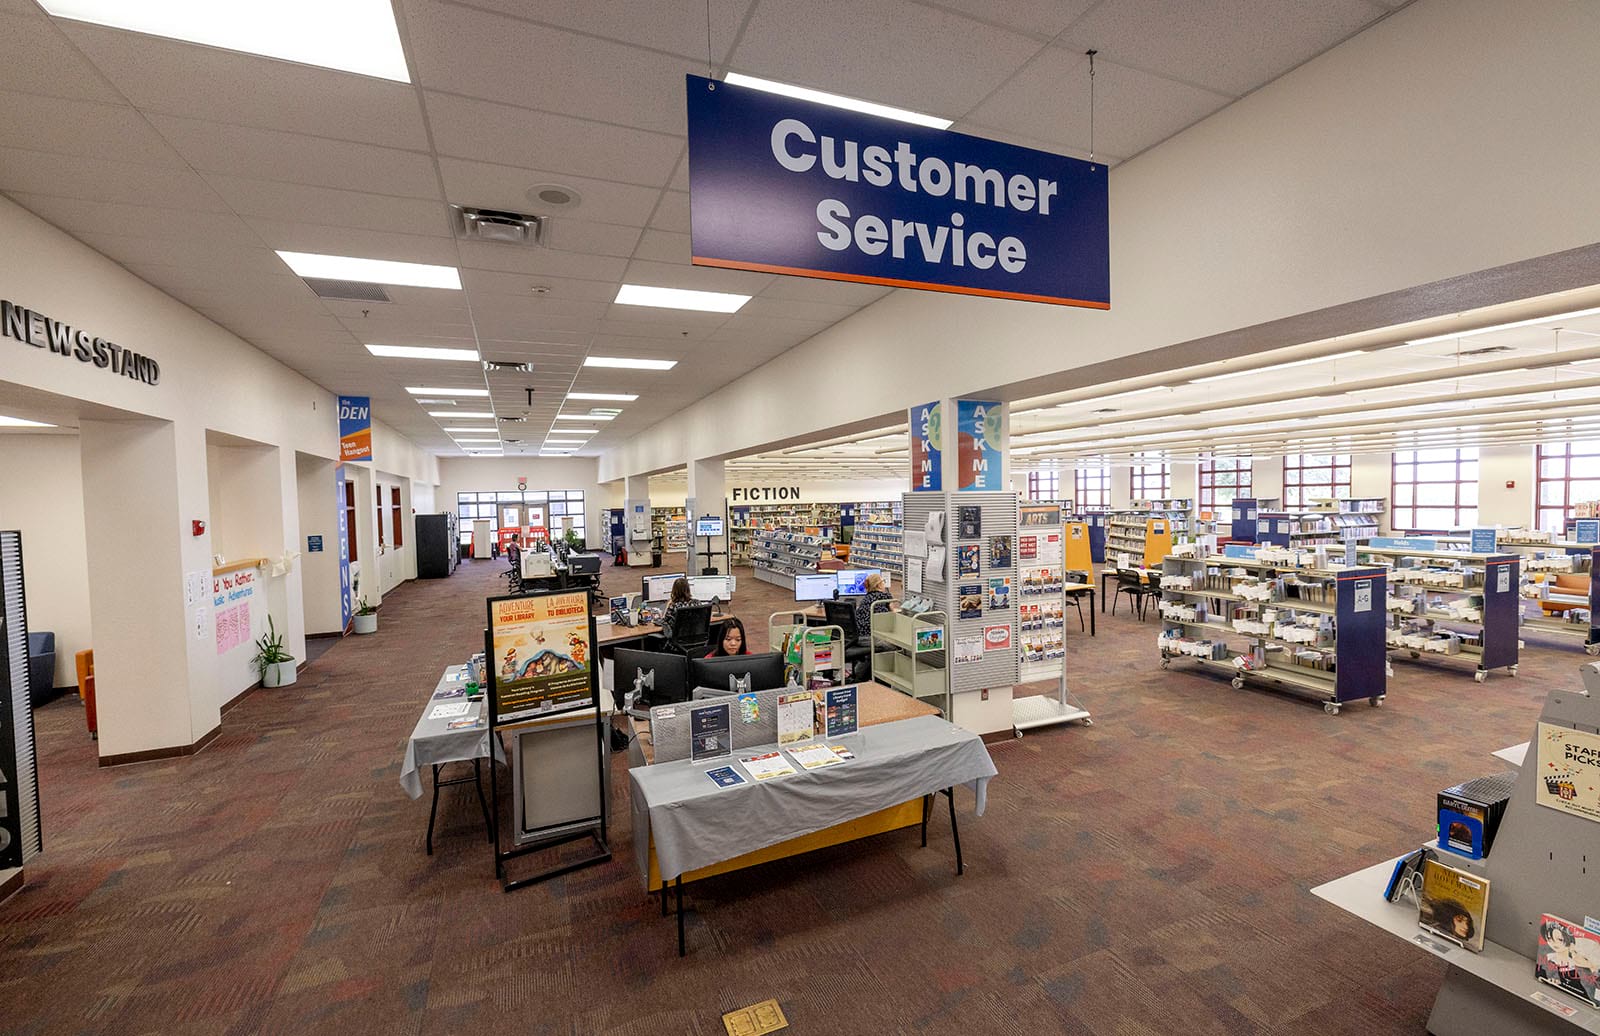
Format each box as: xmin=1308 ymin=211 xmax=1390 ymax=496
xmin=499 ymin=415 xmax=526 ymax=423
xmin=1092 ymin=408 xmax=1120 ymax=414
xmin=452 ymin=205 xmax=545 ymax=247
xmin=1459 ymin=344 xmax=1516 ymax=357
xmin=484 ymin=360 xmax=535 ymax=373
xmin=303 ymin=277 xmax=391 ymax=302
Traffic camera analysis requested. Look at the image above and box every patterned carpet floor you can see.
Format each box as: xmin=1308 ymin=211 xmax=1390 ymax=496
xmin=1 ymin=553 xmax=1569 ymax=1035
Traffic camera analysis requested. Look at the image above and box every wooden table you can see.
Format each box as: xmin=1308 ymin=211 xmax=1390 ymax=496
xmin=595 ymin=613 xmax=736 ymax=650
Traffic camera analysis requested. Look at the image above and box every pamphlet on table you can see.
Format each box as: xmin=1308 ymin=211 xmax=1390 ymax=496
xmin=787 ymin=743 xmax=845 ymax=769
xmin=704 ymin=765 xmax=747 ymax=788
xmin=740 ymin=751 xmax=797 ymax=781
xmin=428 ymin=701 xmax=472 ymax=720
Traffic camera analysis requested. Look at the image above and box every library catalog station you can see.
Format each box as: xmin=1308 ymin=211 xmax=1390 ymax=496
xmin=4 ymin=2 xmax=1600 ymax=1033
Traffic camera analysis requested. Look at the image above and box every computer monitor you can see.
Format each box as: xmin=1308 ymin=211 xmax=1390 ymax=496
xmin=614 ymin=648 xmax=688 ymax=712
xmin=689 ymin=652 xmax=787 ymax=694
xmin=687 ymin=575 xmax=734 ymax=602
xmin=835 ymin=569 xmax=880 ymax=596
xmin=695 ymin=515 xmax=724 ymax=537
xmin=643 ymin=572 xmax=686 ymax=602
xmin=794 ymin=572 xmax=837 ymax=601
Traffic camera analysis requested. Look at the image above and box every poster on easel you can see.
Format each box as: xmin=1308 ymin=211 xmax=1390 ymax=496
xmin=488 ymin=590 xmax=595 ymax=722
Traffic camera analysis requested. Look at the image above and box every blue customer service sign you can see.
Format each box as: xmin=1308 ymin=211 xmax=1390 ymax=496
xmin=685 ymin=75 xmax=1109 ymax=309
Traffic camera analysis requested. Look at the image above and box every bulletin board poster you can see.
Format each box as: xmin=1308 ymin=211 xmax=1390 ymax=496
xmin=1535 ymin=722 xmax=1600 ymax=824
xmin=487 ymin=591 xmax=595 ymax=722
xmin=338 ymin=395 xmax=372 ymax=463
xmin=909 ymin=400 xmax=942 ymax=491
xmin=212 ymin=569 xmax=255 ymax=655
xmin=955 ymin=399 xmax=1002 ymax=491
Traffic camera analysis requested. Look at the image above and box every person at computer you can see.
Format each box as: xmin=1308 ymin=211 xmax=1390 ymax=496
xmin=659 ymin=577 xmax=693 ymax=633
xmin=706 ymin=616 xmax=749 ymax=657
xmin=853 ymin=573 xmax=893 ymax=641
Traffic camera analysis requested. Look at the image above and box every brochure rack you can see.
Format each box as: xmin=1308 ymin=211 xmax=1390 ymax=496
xmin=751 ymin=528 xmax=831 ymax=590
xmin=1313 ymin=674 xmax=1600 ymax=1036
xmin=1014 ymin=504 xmax=1091 ymax=731
xmin=1157 ymin=553 xmax=1388 ymax=714
xmin=1357 ymin=545 xmax=1521 ymax=682
xmin=1107 ymin=513 xmax=1174 ymax=568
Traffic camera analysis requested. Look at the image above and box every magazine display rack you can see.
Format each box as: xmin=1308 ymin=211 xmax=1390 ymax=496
xmin=751 ymin=528 xmax=831 ymax=590
xmin=1014 ymin=504 xmax=1091 ymax=731
xmin=1256 ymin=499 xmax=1384 ymax=548
xmin=1356 ymin=544 xmax=1521 ymax=682
xmin=1313 ymin=673 xmax=1600 ymax=1035
xmin=1157 ymin=553 xmax=1388 ymax=714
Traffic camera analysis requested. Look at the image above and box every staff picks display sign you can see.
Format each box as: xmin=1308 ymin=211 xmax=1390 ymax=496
xmin=338 ymin=395 xmax=372 ymax=463
xmin=488 ymin=591 xmax=595 ymax=722
xmin=1536 ymin=722 xmax=1600 ymax=824
xmin=955 ymin=399 xmax=1002 ymax=491
xmin=685 ymin=74 xmax=1109 ymax=308
xmin=909 ymin=400 xmax=942 ymax=491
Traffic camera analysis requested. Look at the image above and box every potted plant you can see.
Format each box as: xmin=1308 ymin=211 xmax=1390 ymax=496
xmin=353 ymin=596 xmax=378 ymax=635
xmin=252 ymin=615 xmax=297 ymax=687
xmin=562 ymin=528 xmax=585 ymax=552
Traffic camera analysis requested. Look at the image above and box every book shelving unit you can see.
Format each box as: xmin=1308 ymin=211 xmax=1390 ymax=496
xmin=1106 ymin=512 xmax=1174 ymax=568
xmin=1355 ymin=544 xmax=1520 ymax=682
xmin=847 ymin=523 xmax=903 ymax=576
xmin=651 ymin=507 xmax=687 ymax=553
xmin=869 ymin=604 xmax=949 ymax=716
xmin=750 ymin=528 xmax=832 ymax=590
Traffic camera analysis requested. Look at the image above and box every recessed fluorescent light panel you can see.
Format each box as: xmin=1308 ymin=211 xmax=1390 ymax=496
xmin=554 ymin=413 xmax=614 ymax=421
xmin=0 ymin=415 xmax=55 ymax=427
xmin=544 ymin=440 xmax=587 ymax=446
xmin=441 ymin=427 xmax=497 ymax=433
xmin=38 ymin=0 xmax=411 ymax=82
xmin=567 ymin=392 xmax=639 ymax=402
xmin=366 ymin=344 xmax=479 ymax=361
xmin=548 ymin=429 xmax=599 ymax=435
xmin=583 ymin=356 xmax=678 ymax=370
xmin=724 ymin=72 xmax=953 ymax=130
xmin=614 ymin=284 xmax=749 ymax=313
xmin=276 ymin=252 xmax=461 ymax=289
xmin=453 ymin=438 xmax=500 ymax=445
xmin=429 ymin=411 xmax=495 ymax=418
xmin=1189 ymin=351 xmax=1369 ymax=384
xmin=407 ymin=387 xmax=488 ymax=397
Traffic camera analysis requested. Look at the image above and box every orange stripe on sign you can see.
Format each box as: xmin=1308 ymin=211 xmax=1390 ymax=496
xmin=691 ymin=256 xmax=1111 ymax=310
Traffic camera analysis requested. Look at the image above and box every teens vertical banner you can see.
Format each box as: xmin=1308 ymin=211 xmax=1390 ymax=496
xmin=909 ymin=400 xmax=942 ymax=491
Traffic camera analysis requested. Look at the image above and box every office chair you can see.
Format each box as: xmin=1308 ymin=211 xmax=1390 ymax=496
xmin=823 ymin=598 xmax=873 ymax=680
xmin=664 ymin=603 xmax=714 ymax=658
xmin=1134 ymin=571 xmax=1163 ymax=621
xmin=1064 ymin=569 xmax=1091 ymax=632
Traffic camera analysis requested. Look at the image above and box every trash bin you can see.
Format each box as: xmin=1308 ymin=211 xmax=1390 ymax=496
xmin=651 ymin=550 xmax=663 ymax=567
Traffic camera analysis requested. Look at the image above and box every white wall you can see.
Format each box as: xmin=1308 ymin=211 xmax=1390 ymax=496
xmin=295 ymin=453 xmax=344 ymax=636
xmin=601 ymin=0 xmax=1600 ymax=483
xmin=0 ymin=434 xmax=89 ymax=687
xmin=1351 ymin=453 xmax=1391 ymax=534
xmin=1479 ymin=445 xmax=1536 ymax=529
xmin=436 ymin=455 xmax=604 ymax=547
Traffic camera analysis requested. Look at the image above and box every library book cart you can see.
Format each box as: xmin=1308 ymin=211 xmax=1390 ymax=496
xmin=1356 ymin=543 xmax=1521 ymax=683
xmin=1313 ymin=670 xmax=1600 ymax=1036
xmin=1157 ymin=552 xmax=1387 ymax=715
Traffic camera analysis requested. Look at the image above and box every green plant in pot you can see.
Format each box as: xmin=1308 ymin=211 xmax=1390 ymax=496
xmin=353 ymin=595 xmax=378 ymax=635
xmin=252 ymin=614 xmax=297 ymax=688
xmin=563 ymin=528 xmax=584 ymax=552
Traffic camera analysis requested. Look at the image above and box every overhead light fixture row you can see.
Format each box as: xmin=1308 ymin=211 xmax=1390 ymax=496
xmin=1188 ymin=350 xmax=1370 ymax=384
xmin=583 ymin=356 xmax=677 ymax=370
xmin=277 ymin=251 xmax=461 ymax=289
xmin=367 ymin=344 xmax=479 ymax=361
xmin=0 ymin=415 xmax=54 ymax=427
xmin=723 ymin=72 xmax=953 ymax=130
xmin=553 ymin=413 xmax=614 ymax=421
xmin=614 ymin=284 xmax=749 ymax=313
xmin=408 ymin=387 xmax=489 ymax=397
xmin=567 ymin=392 xmax=638 ymax=401
xmin=1406 ymin=306 xmax=1600 ymax=346
xmin=430 ymin=410 xmax=495 ymax=418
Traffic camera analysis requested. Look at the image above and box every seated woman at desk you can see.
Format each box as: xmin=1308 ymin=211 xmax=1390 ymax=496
xmin=853 ymin=573 xmax=893 ymax=639
xmin=706 ymin=616 xmax=749 ymax=657
xmin=659 ymin=577 xmax=693 ymax=632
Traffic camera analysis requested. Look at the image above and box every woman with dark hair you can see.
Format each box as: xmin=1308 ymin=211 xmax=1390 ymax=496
xmin=659 ymin=577 xmax=693 ymax=632
xmin=706 ymin=616 xmax=750 ymax=657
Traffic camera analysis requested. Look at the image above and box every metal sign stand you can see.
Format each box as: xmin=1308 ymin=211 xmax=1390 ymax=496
xmin=485 ymin=590 xmax=611 ymax=893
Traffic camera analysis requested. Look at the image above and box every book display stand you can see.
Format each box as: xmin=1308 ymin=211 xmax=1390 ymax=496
xmin=1314 ymin=670 xmax=1600 ymax=1035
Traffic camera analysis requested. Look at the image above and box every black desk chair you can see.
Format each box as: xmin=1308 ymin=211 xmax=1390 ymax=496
xmin=1134 ymin=571 xmax=1162 ymax=620
xmin=1064 ymin=569 xmax=1091 ymax=632
xmin=663 ymin=603 xmax=714 ymax=658
xmin=823 ymin=599 xmax=873 ymax=680
xmin=1112 ymin=568 xmax=1145 ymax=618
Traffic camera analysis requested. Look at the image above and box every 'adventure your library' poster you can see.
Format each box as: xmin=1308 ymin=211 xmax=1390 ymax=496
xmin=489 ymin=591 xmax=593 ymax=720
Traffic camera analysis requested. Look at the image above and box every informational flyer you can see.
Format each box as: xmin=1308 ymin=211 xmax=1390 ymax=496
xmin=824 ymin=685 xmax=859 ymax=738
xmin=777 ymin=691 xmax=818 ymax=746
xmin=954 ymin=633 xmax=984 ymax=665
xmin=1536 ymin=722 xmax=1600 ymax=824
xmin=705 ymin=765 xmax=747 ymax=788
xmin=926 ymin=545 xmax=948 ymax=582
xmin=915 ymin=627 xmax=944 ymax=653
xmin=956 ymin=545 xmax=980 ymax=576
xmin=958 ymin=584 xmax=983 ymax=618
xmin=988 ymin=576 xmax=1012 ymax=610
xmin=903 ymin=528 xmax=927 ymax=559
xmin=487 ymin=590 xmax=594 ymax=721
xmin=740 ymin=751 xmax=797 ymax=781
xmin=906 ymin=557 xmax=924 ymax=593
xmin=787 ymin=743 xmax=845 ymax=770
xmin=428 ymin=701 xmax=472 ymax=720
xmin=984 ymin=624 xmax=1013 ymax=651
xmin=689 ymin=701 xmax=731 ymax=762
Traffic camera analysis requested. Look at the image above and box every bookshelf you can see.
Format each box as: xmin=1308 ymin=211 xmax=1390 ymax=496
xmin=750 ymin=528 xmax=832 ymax=590
xmin=847 ymin=522 xmax=903 ymax=576
xmin=870 ymin=605 xmax=949 ymax=715
xmin=1355 ymin=544 xmax=1520 ymax=682
xmin=1257 ymin=498 xmax=1384 ymax=548
xmin=1106 ymin=512 xmax=1175 ymax=568
xmin=1157 ymin=552 xmax=1388 ymax=714
xmin=651 ymin=506 xmax=687 ymax=553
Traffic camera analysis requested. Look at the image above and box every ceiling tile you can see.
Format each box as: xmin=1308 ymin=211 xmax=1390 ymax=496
xmin=1064 ymin=0 xmax=1385 ymax=97
xmin=405 ymin=2 xmax=696 ymax=134
xmin=424 ymin=92 xmax=682 ymax=188
xmin=965 ymin=49 xmax=1230 ymax=160
xmin=0 ymin=11 xmax=125 ymax=104
xmin=542 ymin=219 xmax=643 ymax=259
xmin=450 ymin=0 xmax=752 ymax=62
xmin=5 ymin=193 xmax=259 ymax=245
xmin=472 ymin=310 xmax=602 ymax=338
xmin=55 ymin=21 xmax=430 ymax=148
xmin=622 ymin=257 xmax=775 ymax=295
xmin=731 ymin=0 xmax=1042 ymax=119
xmin=240 ymin=219 xmax=461 ymax=266
xmin=0 ymin=91 xmax=188 ymax=168
xmin=0 ymin=146 xmax=230 ymax=210
xmin=758 ymin=276 xmax=893 ymax=306
xmin=737 ymin=296 xmax=864 ymax=323
xmin=145 ymin=114 xmax=442 ymax=199
xmin=916 ymin=0 xmax=1097 ymax=39
xmin=632 ymin=229 xmax=690 ymax=264
xmin=203 ymin=175 xmax=452 ymax=236
xmin=436 ymin=156 xmax=661 ymax=229
xmin=72 ymin=233 xmax=287 ymax=278
xmin=455 ymin=240 xmax=629 ymax=284
xmin=461 ymin=267 xmax=620 ymax=302
xmin=649 ymin=190 xmax=691 ymax=233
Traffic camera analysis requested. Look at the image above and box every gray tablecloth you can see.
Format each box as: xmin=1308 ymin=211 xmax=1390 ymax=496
xmin=398 ymin=666 xmax=505 ymax=799
xmin=629 ymin=714 xmax=997 ymax=886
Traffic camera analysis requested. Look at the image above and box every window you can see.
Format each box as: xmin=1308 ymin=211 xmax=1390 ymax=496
xmin=457 ymin=490 xmax=585 ymax=539
xmin=1282 ymin=454 xmax=1351 ymax=507
xmin=1025 ymin=470 xmax=1060 ymax=502
xmin=1199 ymin=456 xmax=1252 ymax=512
xmin=391 ymin=486 xmax=403 ymax=548
xmin=1392 ymin=448 xmax=1478 ymax=532
xmin=1536 ymin=441 xmax=1600 ymax=533
xmin=375 ymin=484 xmax=386 ymax=549
xmin=1075 ymin=466 xmax=1110 ymax=509
xmin=1130 ymin=454 xmax=1170 ymax=501
xmin=344 ymin=480 xmax=357 ymax=562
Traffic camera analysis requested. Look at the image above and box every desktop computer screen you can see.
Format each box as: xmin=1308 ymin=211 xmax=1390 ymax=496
xmin=689 ymin=652 xmax=786 ymax=694
xmin=835 ymin=569 xmax=881 ymax=596
xmin=695 ymin=515 xmax=724 ymax=537
xmin=643 ymin=572 xmax=686 ymax=602
xmin=614 ymin=648 xmax=689 ymax=711
xmin=794 ymin=572 xmax=837 ymax=601
xmin=687 ymin=575 xmax=734 ymax=602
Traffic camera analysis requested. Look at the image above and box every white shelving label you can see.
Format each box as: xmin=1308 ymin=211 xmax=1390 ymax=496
xmin=1354 ymin=579 xmax=1372 ymax=613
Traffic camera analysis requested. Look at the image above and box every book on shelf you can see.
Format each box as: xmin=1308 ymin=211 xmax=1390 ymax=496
xmin=1536 ymin=915 xmax=1600 ymax=1007
xmin=1416 ymin=858 xmax=1489 ymax=952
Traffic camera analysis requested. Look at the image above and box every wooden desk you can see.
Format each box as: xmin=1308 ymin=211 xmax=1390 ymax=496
xmin=596 ymin=614 xmax=735 ymax=650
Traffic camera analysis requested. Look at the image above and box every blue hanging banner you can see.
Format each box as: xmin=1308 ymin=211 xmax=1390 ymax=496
xmin=685 ymin=75 xmax=1109 ymax=309
xmin=335 ymin=466 xmax=352 ymax=629
xmin=909 ymin=400 xmax=942 ymax=491
xmin=954 ymin=399 xmax=1002 ymax=491
xmin=338 ymin=395 xmax=372 ymax=463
